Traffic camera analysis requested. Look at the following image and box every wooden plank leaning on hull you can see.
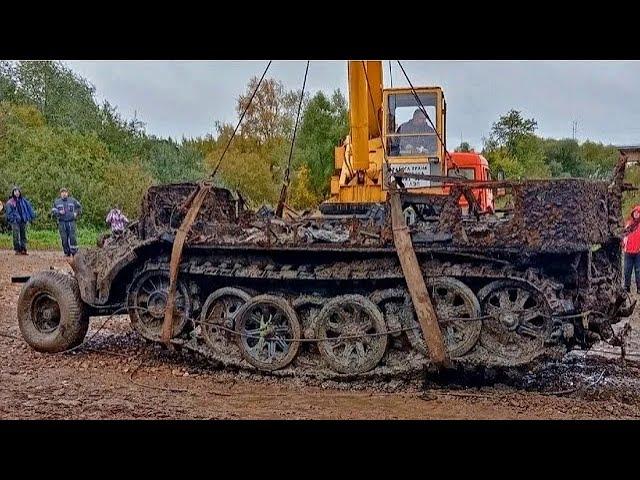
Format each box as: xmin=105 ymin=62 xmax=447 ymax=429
xmin=161 ymin=182 xmax=212 ymax=345
xmin=389 ymin=189 xmax=450 ymax=368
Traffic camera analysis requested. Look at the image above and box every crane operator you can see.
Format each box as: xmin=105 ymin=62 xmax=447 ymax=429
xmin=396 ymin=108 xmax=436 ymax=154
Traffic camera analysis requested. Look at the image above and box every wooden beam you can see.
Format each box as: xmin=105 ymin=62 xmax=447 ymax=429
xmin=161 ymin=182 xmax=211 ymax=344
xmin=389 ymin=190 xmax=450 ymax=368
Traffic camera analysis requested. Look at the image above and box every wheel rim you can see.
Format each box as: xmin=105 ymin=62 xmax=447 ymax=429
xmin=316 ymin=296 xmax=387 ymax=374
xmin=31 ymin=293 xmax=61 ymax=334
xmin=478 ymin=280 xmax=551 ymax=365
xmin=128 ymin=271 xmax=191 ymax=340
xmin=238 ymin=297 xmax=300 ymax=371
xmin=201 ymin=288 xmax=250 ymax=356
xmin=402 ymin=278 xmax=481 ymax=358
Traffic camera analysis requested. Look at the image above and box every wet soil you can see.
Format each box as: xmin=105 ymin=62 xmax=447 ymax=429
xmin=1 ymin=249 xmax=639 ymax=419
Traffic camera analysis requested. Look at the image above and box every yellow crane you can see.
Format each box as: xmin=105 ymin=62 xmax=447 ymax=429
xmin=326 ymin=61 xmax=447 ymax=205
xmin=323 ymin=60 xmax=493 ymax=215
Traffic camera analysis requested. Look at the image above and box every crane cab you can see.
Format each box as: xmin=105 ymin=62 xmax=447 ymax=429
xmin=381 ymin=87 xmax=447 ymax=191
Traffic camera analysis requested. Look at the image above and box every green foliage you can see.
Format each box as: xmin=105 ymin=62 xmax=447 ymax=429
xmin=0 ymin=103 xmax=152 ymax=227
xmin=206 ymin=143 xmax=279 ymax=208
xmin=144 ymin=137 xmax=205 ymax=184
xmin=2 ymin=61 xmax=102 ymax=132
xmin=454 ymin=142 xmax=473 ymax=152
xmin=295 ymin=90 xmax=349 ymax=197
xmin=484 ymin=109 xmax=618 ymax=181
xmin=485 ymin=109 xmax=538 ymax=156
xmin=289 ymin=164 xmax=319 ymax=210
xmin=0 ymin=62 xmax=207 ymax=232
xmin=624 ymin=165 xmax=640 ymax=219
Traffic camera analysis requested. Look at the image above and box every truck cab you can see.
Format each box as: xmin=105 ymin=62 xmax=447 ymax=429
xmin=446 ymin=151 xmax=494 ymax=213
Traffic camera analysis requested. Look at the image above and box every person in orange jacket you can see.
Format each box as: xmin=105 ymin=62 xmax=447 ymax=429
xmin=623 ymin=205 xmax=640 ymax=292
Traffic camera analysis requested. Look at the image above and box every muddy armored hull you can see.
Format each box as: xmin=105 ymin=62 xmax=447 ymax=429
xmin=17 ymin=172 xmax=634 ymax=378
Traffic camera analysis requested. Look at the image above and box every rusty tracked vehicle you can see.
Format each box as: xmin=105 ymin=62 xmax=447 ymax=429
xmin=15 ymin=158 xmax=635 ymax=378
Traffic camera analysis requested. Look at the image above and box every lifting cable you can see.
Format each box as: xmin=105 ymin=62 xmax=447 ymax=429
xmin=276 ymin=60 xmax=310 ymax=217
xmin=211 ymin=60 xmax=272 ymax=179
xmin=163 ymin=61 xmax=272 ymax=345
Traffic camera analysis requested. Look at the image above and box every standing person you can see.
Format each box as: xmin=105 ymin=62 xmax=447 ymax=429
xmin=51 ymin=188 xmax=82 ymax=257
xmin=623 ymin=205 xmax=640 ymax=293
xmin=4 ymin=187 xmax=36 ymax=255
xmin=106 ymin=205 xmax=129 ymax=236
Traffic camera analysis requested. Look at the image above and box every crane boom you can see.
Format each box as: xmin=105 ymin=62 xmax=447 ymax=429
xmin=347 ymin=61 xmax=371 ymax=172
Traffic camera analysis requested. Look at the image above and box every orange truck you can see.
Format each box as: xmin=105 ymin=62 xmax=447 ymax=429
xmin=446 ymin=151 xmax=494 ymax=213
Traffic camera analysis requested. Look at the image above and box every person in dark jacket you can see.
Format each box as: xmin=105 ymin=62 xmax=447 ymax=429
xmin=396 ymin=108 xmax=436 ymax=154
xmin=51 ymin=187 xmax=82 ymax=257
xmin=5 ymin=186 xmax=36 ymax=255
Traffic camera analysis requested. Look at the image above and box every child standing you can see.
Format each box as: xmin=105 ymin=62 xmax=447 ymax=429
xmin=106 ymin=206 xmax=129 ymax=236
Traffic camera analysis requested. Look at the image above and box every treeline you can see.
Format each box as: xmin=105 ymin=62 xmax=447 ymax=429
xmin=457 ymin=110 xmax=620 ymax=180
xmin=0 ymin=61 xmax=348 ymax=229
xmin=461 ymin=109 xmax=636 ymax=215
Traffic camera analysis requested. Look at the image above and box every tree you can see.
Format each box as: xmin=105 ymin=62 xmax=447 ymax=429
xmin=579 ymin=140 xmax=618 ymax=179
xmin=145 ymin=137 xmax=205 ymax=184
xmin=237 ymin=77 xmax=298 ymax=147
xmin=483 ymin=109 xmax=547 ymax=179
xmin=295 ymin=90 xmax=349 ymax=197
xmin=0 ymin=102 xmax=151 ymax=227
xmin=7 ymin=61 xmax=102 ymax=133
xmin=0 ymin=61 xmax=17 ymax=102
xmin=204 ymin=121 xmax=278 ymax=207
xmin=543 ymin=138 xmax=581 ymax=176
xmin=234 ymin=77 xmax=302 ymax=179
xmin=289 ymin=164 xmax=318 ymax=210
xmin=486 ymin=109 xmax=538 ymax=156
xmin=455 ymin=141 xmax=472 ymax=152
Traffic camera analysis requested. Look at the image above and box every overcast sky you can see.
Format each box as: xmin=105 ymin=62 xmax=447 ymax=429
xmin=64 ymin=60 xmax=640 ymax=149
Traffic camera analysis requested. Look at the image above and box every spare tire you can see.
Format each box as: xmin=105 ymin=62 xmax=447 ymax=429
xmin=17 ymin=271 xmax=89 ymax=353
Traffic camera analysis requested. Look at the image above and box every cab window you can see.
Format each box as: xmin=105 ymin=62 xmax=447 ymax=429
xmin=447 ymin=167 xmax=475 ymax=180
xmin=386 ymin=92 xmax=438 ymax=157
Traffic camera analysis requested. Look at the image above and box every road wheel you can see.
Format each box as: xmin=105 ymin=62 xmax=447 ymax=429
xmin=402 ymin=277 xmax=482 ymax=358
xmin=127 ymin=269 xmax=191 ymax=341
xmin=477 ymin=279 xmax=552 ymax=366
xmin=201 ymin=287 xmax=251 ymax=356
xmin=315 ymin=295 xmax=387 ymax=374
xmin=236 ymin=295 xmax=301 ymax=371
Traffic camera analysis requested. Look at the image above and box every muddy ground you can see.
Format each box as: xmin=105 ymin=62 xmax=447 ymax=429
xmin=1 ymin=249 xmax=640 ymax=419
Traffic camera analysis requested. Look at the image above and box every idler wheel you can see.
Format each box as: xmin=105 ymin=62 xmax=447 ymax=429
xmin=315 ymin=295 xmax=387 ymax=374
xmin=235 ymin=295 xmax=301 ymax=371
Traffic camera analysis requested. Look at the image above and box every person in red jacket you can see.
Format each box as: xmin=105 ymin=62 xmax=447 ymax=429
xmin=623 ymin=205 xmax=640 ymax=292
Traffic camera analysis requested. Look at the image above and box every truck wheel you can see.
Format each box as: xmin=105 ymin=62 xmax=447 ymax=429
xmin=17 ymin=271 xmax=89 ymax=353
